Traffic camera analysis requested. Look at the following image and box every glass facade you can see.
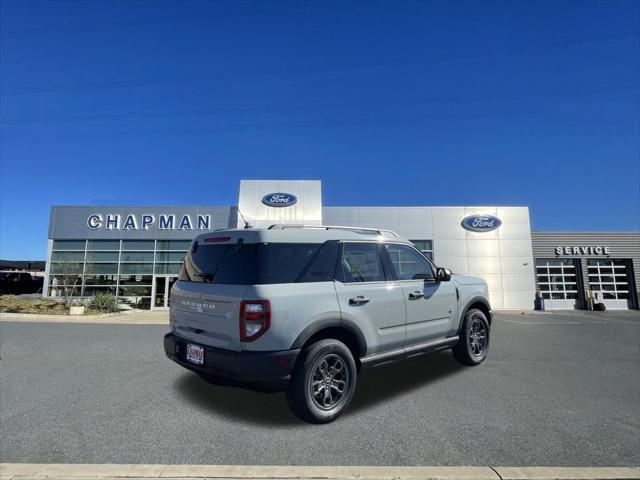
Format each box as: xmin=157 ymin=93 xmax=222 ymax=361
xmin=48 ymin=239 xmax=190 ymax=309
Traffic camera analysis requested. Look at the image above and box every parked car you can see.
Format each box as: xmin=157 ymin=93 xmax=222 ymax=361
xmin=0 ymin=272 xmax=43 ymax=295
xmin=30 ymin=275 xmax=44 ymax=293
xmin=164 ymin=225 xmax=492 ymax=423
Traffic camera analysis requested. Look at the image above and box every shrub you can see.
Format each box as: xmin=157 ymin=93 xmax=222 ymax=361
xmin=89 ymin=293 xmax=119 ymax=313
xmin=0 ymin=295 xmax=67 ymax=314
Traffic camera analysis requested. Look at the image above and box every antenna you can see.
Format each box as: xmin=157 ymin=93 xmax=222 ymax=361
xmin=237 ymin=208 xmax=252 ymax=229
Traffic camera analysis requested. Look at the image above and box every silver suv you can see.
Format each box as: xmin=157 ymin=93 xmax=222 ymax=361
xmin=164 ymin=225 xmax=492 ymax=423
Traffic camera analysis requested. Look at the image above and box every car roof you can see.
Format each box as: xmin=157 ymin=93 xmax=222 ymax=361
xmin=193 ymin=225 xmax=414 ymax=245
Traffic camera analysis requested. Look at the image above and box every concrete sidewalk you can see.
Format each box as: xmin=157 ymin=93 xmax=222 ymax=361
xmin=0 ymin=310 xmax=168 ymax=325
xmin=1 ymin=464 xmax=639 ymax=480
xmin=0 ymin=463 xmax=640 ymax=480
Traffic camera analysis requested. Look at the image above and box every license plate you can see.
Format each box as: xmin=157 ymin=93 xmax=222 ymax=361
xmin=186 ymin=344 xmax=204 ymax=365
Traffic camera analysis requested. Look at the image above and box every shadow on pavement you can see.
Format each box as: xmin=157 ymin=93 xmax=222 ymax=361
xmin=347 ymin=351 xmax=463 ymax=415
xmin=174 ymin=350 xmax=463 ymax=426
xmin=174 ymin=374 xmax=296 ymax=426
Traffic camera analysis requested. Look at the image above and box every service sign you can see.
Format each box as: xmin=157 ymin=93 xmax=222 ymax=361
xmin=555 ymin=246 xmax=611 ymax=256
xmin=461 ymin=214 xmax=502 ymax=232
xmin=261 ymin=192 xmax=298 ymax=207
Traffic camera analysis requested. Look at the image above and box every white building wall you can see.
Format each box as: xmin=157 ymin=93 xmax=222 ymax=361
xmin=238 ymin=180 xmax=322 ymax=228
xmin=323 ymin=206 xmax=536 ymax=310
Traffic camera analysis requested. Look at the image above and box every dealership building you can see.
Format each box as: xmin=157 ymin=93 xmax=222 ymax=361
xmin=44 ymin=180 xmax=640 ymax=311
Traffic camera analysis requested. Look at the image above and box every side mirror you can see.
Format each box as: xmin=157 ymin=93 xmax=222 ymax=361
xmin=436 ymin=267 xmax=452 ymax=282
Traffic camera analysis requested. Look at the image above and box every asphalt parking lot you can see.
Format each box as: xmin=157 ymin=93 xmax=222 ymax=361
xmin=0 ymin=311 xmax=638 ymax=466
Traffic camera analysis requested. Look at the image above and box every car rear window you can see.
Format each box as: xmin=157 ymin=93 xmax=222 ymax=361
xmin=179 ymin=241 xmax=338 ymax=285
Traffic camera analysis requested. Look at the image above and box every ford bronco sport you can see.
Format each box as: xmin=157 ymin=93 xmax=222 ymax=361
xmin=164 ymin=225 xmax=492 ymax=423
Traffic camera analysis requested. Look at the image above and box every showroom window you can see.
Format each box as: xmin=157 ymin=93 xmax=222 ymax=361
xmin=49 ymin=239 xmax=190 ymax=309
xmin=409 ymin=240 xmax=434 ymax=261
xmin=51 ymin=240 xmax=86 ymax=250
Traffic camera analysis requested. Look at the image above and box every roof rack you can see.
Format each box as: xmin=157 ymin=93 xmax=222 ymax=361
xmin=267 ymin=224 xmax=400 ymax=238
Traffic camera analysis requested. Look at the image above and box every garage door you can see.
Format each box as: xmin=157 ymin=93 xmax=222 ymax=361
xmin=536 ymin=258 xmax=580 ymax=310
xmin=587 ymin=259 xmax=631 ymax=310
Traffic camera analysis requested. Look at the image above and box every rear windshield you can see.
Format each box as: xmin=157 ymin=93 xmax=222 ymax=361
xmin=179 ymin=241 xmax=338 ymax=285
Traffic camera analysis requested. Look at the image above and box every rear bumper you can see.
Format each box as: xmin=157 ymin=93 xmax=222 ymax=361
xmin=163 ymin=333 xmax=299 ymax=392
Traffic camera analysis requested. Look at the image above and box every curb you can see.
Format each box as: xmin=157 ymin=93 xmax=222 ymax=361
xmin=1 ymin=464 xmax=639 ymax=480
xmin=0 ymin=311 xmax=134 ymax=319
xmin=495 ymin=467 xmax=640 ymax=479
xmin=0 ymin=311 xmax=168 ymax=325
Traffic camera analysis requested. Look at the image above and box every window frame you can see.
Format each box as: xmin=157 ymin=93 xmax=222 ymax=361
xmin=409 ymin=239 xmax=434 ymax=262
xmin=294 ymin=240 xmax=340 ymax=284
xmin=181 ymin=241 xmax=338 ymax=285
xmin=381 ymin=241 xmax=437 ymax=283
xmin=335 ymin=241 xmax=391 ymax=284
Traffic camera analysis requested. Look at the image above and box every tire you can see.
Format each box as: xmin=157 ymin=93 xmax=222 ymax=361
xmin=452 ymin=308 xmax=490 ymax=366
xmin=286 ymin=339 xmax=357 ymax=424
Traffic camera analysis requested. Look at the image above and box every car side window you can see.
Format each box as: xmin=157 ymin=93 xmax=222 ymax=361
xmin=296 ymin=241 xmax=339 ymax=283
xmin=340 ymin=242 xmax=385 ymax=283
xmin=385 ymin=243 xmax=435 ymax=281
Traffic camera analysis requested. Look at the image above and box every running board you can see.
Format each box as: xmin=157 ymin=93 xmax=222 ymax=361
xmin=359 ymin=336 xmax=459 ymax=370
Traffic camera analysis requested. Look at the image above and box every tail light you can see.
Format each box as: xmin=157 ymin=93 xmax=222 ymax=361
xmin=240 ymin=300 xmax=271 ymax=342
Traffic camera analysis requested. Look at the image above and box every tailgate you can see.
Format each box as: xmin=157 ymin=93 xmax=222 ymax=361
xmin=170 ymin=281 xmax=248 ymax=352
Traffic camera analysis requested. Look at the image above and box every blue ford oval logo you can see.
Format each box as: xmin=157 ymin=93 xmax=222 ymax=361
xmin=261 ymin=192 xmax=298 ymax=207
xmin=461 ymin=214 xmax=502 ymax=232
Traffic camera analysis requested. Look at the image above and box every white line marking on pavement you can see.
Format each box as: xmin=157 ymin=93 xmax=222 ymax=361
xmin=498 ymin=318 xmax=580 ymax=325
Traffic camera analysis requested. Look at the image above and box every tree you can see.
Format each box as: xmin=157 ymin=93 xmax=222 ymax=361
xmin=50 ymin=254 xmax=83 ymax=308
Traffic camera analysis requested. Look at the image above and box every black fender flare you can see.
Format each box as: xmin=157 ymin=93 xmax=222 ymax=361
xmin=291 ymin=317 xmax=368 ymax=358
xmin=457 ymin=296 xmax=492 ymax=335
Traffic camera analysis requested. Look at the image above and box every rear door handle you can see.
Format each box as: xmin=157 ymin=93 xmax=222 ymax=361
xmin=349 ymin=296 xmax=370 ymax=306
xmin=408 ymin=291 xmax=424 ymax=300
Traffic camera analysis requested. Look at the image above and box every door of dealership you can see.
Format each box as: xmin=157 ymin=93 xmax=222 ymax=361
xmin=535 ymin=257 xmax=636 ymax=310
xmin=152 ymin=275 xmax=178 ymax=310
xmin=587 ymin=259 xmax=634 ymax=310
xmin=535 ymin=258 xmax=583 ymax=310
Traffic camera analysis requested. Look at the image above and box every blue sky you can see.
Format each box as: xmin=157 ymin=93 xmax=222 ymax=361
xmin=1 ymin=0 xmax=638 ymax=260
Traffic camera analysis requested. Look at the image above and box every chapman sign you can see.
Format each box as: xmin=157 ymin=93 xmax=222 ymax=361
xmin=555 ymin=246 xmax=611 ymax=256
xmin=87 ymin=213 xmax=211 ymax=230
